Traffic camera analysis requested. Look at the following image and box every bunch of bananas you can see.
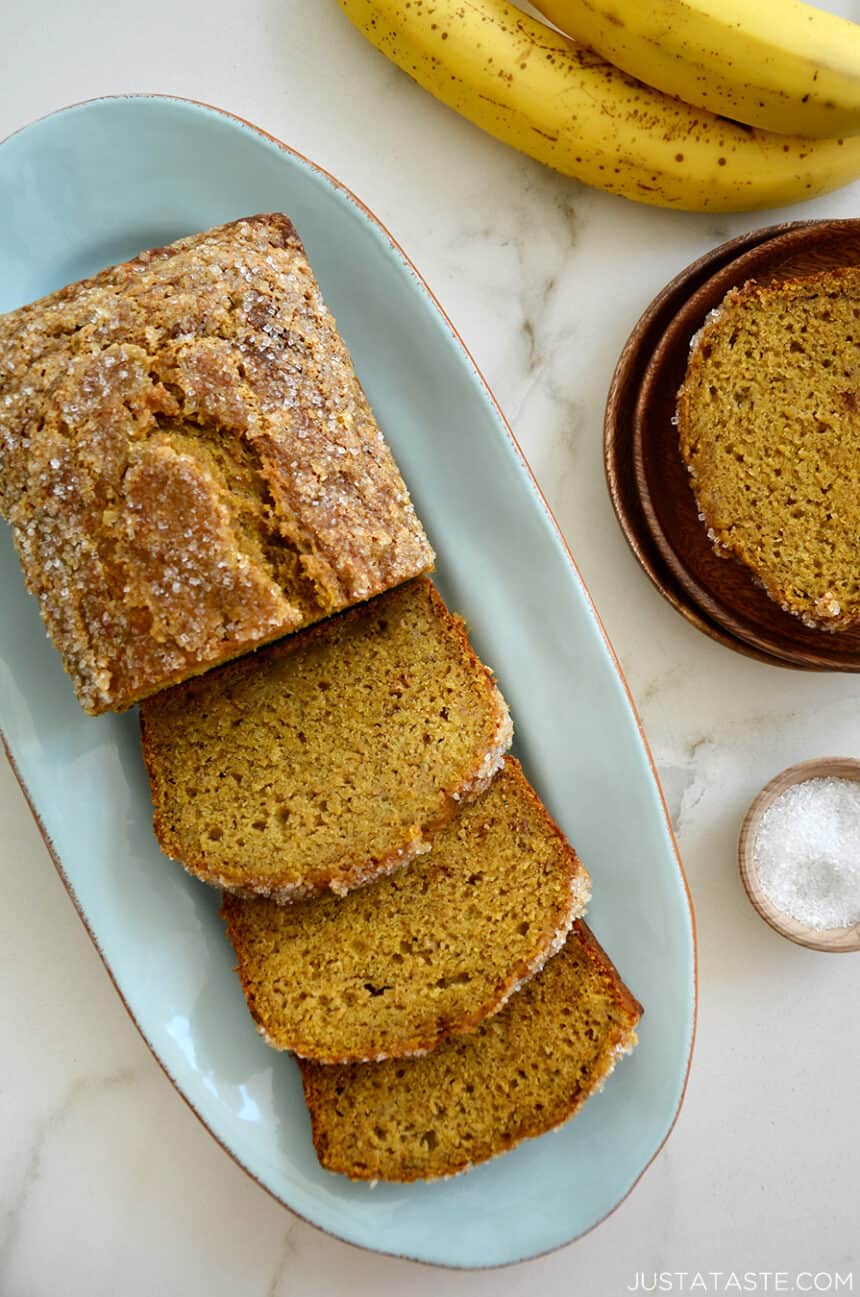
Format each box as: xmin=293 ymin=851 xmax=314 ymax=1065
xmin=337 ymin=0 xmax=860 ymax=212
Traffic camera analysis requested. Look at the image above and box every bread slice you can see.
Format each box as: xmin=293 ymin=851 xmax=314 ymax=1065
xmin=678 ymin=268 xmax=860 ymax=629
xmin=0 ymin=214 xmax=433 ymax=713
xmin=298 ymin=921 xmax=640 ymax=1181
xmin=221 ymin=757 xmax=590 ymax=1062
xmin=140 ymin=579 xmax=512 ymax=901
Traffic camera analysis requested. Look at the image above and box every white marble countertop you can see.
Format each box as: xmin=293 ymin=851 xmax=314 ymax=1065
xmin=3 ymin=2 xmax=860 ymax=1293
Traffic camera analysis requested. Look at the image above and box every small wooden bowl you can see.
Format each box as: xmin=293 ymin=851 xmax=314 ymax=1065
xmin=634 ymin=219 xmax=860 ymax=672
xmin=738 ymin=758 xmax=860 ymax=952
xmin=604 ymin=220 xmax=815 ymax=669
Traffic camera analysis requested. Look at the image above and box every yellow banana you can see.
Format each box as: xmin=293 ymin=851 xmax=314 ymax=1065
xmin=533 ymin=0 xmax=860 ymax=139
xmin=336 ymin=0 xmax=860 ymax=212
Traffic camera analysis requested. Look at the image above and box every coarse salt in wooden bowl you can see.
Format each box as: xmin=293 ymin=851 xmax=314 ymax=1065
xmin=738 ymin=758 xmax=860 ymax=953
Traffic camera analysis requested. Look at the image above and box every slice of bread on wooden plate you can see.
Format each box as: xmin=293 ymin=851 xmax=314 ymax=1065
xmin=678 ymin=267 xmax=860 ymax=630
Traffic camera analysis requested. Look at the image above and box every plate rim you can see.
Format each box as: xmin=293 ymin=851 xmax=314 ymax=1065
xmin=0 ymin=91 xmax=697 ymax=1269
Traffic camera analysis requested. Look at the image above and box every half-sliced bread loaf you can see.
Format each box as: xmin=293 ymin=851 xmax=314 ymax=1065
xmin=298 ymin=921 xmax=641 ymax=1181
xmin=0 ymin=214 xmax=433 ymax=713
xmin=221 ymin=758 xmax=591 ymax=1062
xmin=140 ymin=579 xmax=512 ymax=901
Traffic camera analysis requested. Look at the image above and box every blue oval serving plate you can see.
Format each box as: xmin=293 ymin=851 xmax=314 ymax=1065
xmin=0 ymin=96 xmax=695 ymax=1268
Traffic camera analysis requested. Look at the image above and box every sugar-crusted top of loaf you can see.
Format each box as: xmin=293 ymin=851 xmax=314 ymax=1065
xmin=677 ymin=267 xmax=860 ymax=629
xmin=222 ymin=757 xmax=591 ymax=1063
xmin=0 ymin=214 xmax=433 ymax=712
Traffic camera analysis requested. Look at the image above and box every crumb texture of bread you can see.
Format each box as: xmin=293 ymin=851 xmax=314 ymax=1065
xmin=139 ymin=579 xmax=512 ymax=899
xmin=221 ymin=758 xmax=590 ymax=1062
xmin=677 ymin=268 xmax=860 ymax=629
xmin=0 ymin=215 xmax=433 ymax=713
xmin=298 ymin=921 xmax=641 ymax=1182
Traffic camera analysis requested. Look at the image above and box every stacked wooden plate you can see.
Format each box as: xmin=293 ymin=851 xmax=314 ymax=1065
xmin=605 ymin=220 xmax=860 ymax=672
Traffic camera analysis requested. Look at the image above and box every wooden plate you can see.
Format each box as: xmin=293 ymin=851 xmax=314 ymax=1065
xmin=635 ymin=220 xmax=860 ymax=672
xmin=604 ymin=221 xmax=817 ymax=670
